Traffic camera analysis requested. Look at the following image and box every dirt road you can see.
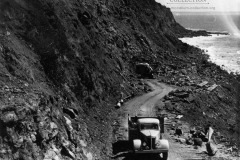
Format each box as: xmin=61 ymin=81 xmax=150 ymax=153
xmin=126 ymin=81 xmax=173 ymax=117
xmin=112 ymin=80 xmax=233 ymax=160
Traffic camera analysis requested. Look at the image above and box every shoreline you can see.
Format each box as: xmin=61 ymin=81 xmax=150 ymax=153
xmin=154 ymin=38 xmax=240 ymax=158
xmin=179 ymin=27 xmax=230 ymax=38
xmin=207 ymin=31 xmax=229 ymax=35
xmin=179 ymin=31 xmax=240 ymax=75
xmin=186 ymin=28 xmax=229 ymax=36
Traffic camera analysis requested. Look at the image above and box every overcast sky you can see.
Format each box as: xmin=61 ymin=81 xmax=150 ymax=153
xmin=156 ymin=0 xmax=240 ymax=12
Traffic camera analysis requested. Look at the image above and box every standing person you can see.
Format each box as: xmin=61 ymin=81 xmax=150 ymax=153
xmin=205 ymin=125 xmax=218 ymax=156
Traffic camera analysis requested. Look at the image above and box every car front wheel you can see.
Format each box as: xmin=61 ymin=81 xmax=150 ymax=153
xmin=162 ymin=152 xmax=168 ymax=160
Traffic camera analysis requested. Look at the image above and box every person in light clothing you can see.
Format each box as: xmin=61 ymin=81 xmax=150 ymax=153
xmin=205 ymin=125 xmax=218 ymax=156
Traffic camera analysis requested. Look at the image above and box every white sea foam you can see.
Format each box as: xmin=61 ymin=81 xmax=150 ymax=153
xmin=180 ymin=34 xmax=240 ymax=74
xmin=176 ymin=14 xmax=240 ymax=74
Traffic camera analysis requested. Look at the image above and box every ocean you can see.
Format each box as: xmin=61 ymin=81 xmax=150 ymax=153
xmin=174 ymin=14 xmax=240 ymax=74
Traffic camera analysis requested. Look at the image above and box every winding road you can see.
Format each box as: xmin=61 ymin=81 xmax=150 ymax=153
xmin=113 ymin=79 xmax=213 ymax=160
xmin=126 ymin=80 xmax=173 ymax=117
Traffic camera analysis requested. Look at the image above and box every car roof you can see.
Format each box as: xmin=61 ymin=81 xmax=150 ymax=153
xmin=137 ymin=118 xmax=159 ymax=124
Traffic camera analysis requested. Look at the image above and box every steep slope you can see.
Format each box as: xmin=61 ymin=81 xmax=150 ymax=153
xmin=0 ymin=0 xmax=196 ymax=159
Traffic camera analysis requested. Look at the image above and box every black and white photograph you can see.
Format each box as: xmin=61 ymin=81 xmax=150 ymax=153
xmin=0 ymin=0 xmax=239 ymax=159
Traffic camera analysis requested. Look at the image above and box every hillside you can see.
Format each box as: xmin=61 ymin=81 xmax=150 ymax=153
xmin=0 ymin=0 xmax=239 ymax=160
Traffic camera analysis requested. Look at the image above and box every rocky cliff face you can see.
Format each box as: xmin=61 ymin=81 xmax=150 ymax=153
xmin=0 ymin=0 xmax=236 ymax=160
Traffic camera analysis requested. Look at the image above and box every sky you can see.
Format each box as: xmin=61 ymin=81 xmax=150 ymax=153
xmin=156 ymin=0 xmax=240 ymax=13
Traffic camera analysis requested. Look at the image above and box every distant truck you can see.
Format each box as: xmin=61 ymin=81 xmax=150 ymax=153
xmin=128 ymin=115 xmax=169 ymax=160
xmin=135 ymin=63 xmax=153 ymax=79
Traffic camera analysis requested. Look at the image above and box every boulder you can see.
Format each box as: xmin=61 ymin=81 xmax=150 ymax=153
xmin=186 ymin=138 xmax=194 ymax=145
xmin=176 ymin=138 xmax=186 ymax=144
xmin=207 ymin=84 xmax=218 ymax=91
xmin=64 ymin=116 xmax=73 ymax=131
xmin=194 ymin=138 xmax=203 ymax=146
xmin=175 ymin=128 xmax=183 ymax=136
xmin=181 ymin=69 xmax=187 ymax=75
xmin=206 ymin=142 xmax=218 ymax=156
xmin=197 ymin=81 xmax=208 ymax=88
xmin=2 ymin=112 xmax=18 ymax=123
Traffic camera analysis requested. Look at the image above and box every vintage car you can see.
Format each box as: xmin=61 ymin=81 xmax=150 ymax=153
xmin=128 ymin=115 xmax=169 ymax=160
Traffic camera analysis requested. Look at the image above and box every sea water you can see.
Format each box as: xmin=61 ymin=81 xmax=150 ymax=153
xmin=180 ymin=34 xmax=240 ymax=74
xmin=174 ymin=14 xmax=240 ymax=74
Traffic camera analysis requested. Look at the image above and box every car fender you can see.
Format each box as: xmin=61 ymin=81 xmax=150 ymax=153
xmin=133 ymin=139 xmax=141 ymax=150
xmin=156 ymin=139 xmax=169 ymax=150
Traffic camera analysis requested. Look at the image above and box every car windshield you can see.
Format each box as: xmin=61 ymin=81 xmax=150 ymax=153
xmin=140 ymin=123 xmax=158 ymax=130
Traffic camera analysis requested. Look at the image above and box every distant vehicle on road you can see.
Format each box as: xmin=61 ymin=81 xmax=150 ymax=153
xmin=128 ymin=115 xmax=169 ymax=160
xmin=136 ymin=63 xmax=154 ymax=79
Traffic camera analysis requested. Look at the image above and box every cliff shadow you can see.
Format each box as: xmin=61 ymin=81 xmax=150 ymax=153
xmin=112 ymin=140 xmax=131 ymax=155
xmin=112 ymin=140 xmax=166 ymax=160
